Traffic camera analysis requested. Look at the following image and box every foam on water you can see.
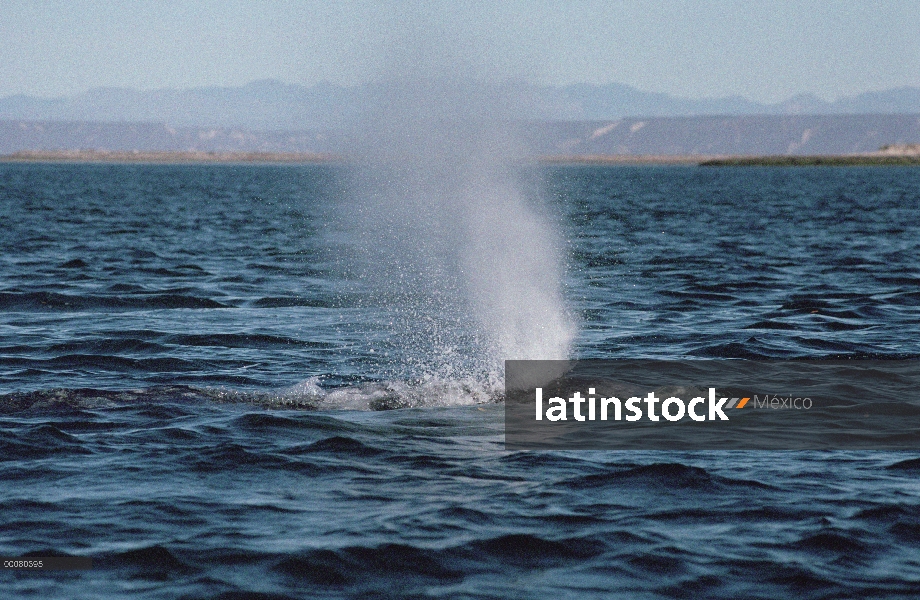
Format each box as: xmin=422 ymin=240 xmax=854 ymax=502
xmin=278 ymin=375 xmax=502 ymax=410
xmin=0 ymin=377 xmax=504 ymax=413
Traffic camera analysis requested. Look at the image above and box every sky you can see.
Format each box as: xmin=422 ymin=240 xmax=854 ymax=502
xmin=1 ymin=0 xmax=919 ymax=103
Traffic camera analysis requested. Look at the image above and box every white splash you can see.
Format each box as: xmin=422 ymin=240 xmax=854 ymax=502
xmin=338 ymin=7 xmax=576 ymax=382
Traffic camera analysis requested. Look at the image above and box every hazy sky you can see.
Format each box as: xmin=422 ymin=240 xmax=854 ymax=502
xmin=2 ymin=0 xmax=918 ymax=103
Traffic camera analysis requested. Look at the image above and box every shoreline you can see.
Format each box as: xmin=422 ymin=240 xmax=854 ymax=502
xmin=0 ymin=150 xmax=339 ymax=164
xmin=2 ymin=149 xmax=920 ymax=166
xmin=699 ymin=154 xmax=920 ymax=166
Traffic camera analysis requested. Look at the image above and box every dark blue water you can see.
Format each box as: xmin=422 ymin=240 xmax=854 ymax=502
xmin=2 ymin=163 xmax=919 ymax=598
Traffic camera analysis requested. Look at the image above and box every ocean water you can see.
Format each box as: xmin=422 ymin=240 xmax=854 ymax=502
xmin=1 ymin=162 xmax=919 ymax=599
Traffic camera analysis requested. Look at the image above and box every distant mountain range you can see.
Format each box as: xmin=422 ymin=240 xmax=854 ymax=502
xmin=4 ymin=114 xmax=920 ymax=157
xmin=523 ymin=115 xmax=920 ymax=156
xmin=1 ymin=79 xmax=919 ymax=130
xmin=0 ymin=121 xmax=334 ymax=155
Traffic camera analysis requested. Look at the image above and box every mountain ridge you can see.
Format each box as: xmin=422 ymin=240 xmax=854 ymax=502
xmin=2 ymin=79 xmax=918 ymax=130
xmin=3 ymin=114 xmax=920 ymax=157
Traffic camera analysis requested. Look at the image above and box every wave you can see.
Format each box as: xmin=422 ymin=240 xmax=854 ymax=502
xmin=563 ymin=462 xmax=774 ymax=491
xmin=0 ymin=375 xmax=503 ymax=414
xmin=0 ymin=291 xmax=230 ymax=311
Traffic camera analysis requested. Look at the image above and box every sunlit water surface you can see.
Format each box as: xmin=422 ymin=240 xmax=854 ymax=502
xmin=2 ymin=164 xmax=919 ymax=599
